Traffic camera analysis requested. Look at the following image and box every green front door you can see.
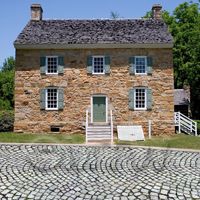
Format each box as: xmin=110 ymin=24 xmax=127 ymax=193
xmin=93 ymin=96 xmax=106 ymax=122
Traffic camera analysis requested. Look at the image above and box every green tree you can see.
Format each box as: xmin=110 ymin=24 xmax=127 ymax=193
xmin=110 ymin=11 xmax=120 ymax=19
xmin=144 ymin=1 xmax=200 ymax=118
xmin=0 ymin=57 xmax=15 ymax=110
xmin=1 ymin=56 xmax=15 ymax=72
xmin=142 ymin=11 xmax=152 ymax=19
xmin=167 ymin=2 xmax=200 ymax=118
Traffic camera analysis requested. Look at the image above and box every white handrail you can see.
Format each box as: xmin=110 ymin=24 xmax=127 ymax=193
xmin=86 ymin=106 xmax=114 ymax=144
xmin=179 ymin=112 xmax=194 ymax=121
xmin=174 ymin=112 xmax=197 ymax=136
xmin=174 ymin=112 xmax=179 ymax=125
xmin=110 ymin=109 xmax=113 ymax=145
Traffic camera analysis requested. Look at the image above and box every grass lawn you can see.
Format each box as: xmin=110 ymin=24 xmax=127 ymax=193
xmin=115 ymin=134 xmax=200 ymax=150
xmin=0 ymin=132 xmax=200 ymax=150
xmin=0 ymin=132 xmax=85 ymax=144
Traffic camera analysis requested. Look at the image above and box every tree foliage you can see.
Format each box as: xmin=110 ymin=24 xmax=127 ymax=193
xmin=0 ymin=110 xmax=14 ymax=132
xmin=2 ymin=56 xmax=15 ymax=72
xmin=165 ymin=1 xmax=200 ymax=118
xmin=0 ymin=57 xmax=15 ymax=110
xmin=144 ymin=1 xmax=200 ymax=118
xmin=166 ymin=2 xmax=200 ymax=88
xmin=110 ymin=11 xmax=120 ymax=19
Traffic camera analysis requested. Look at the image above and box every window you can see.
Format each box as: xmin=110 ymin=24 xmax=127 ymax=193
xmin=46 ymin=56 xmax=58 ymax=74
xmin=129 ymin=88 xmax=152 ymax=110
xmin=135 ymin=56 xmax=147 ymax=74
xmin=40 ymin=56 xmax=64 ymax=75
xmin=135 ymin=88 xmax=146 ymax=110
xmin=40 ymin=88 xmax=64 ymax=110
xmin=46 ymin=88 xmax=58 ymax=110
xmin=87 ymin=55 xmax=110 ymax=75
xmin=93 ymin=56 xmax=105 ymax=74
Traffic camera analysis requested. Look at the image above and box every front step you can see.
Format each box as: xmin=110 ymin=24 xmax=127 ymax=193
xmin=86 ymin=125 xmax=111 ymax=142
xmin=87 ymin=140 xmax=112 ymax=145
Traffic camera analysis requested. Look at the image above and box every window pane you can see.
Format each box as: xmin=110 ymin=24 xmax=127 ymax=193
xmin=93 ymin=57 xmax=104 ymax=73
xmin=47 ymin=57 xmax=58 ymax=74
xmin=136 ymin=57 xmax=146 ymax=74
xmin=135 ymin=89 xmax=146 ymax=108
xmin=47 ymin=88 xmax=58 ymax=109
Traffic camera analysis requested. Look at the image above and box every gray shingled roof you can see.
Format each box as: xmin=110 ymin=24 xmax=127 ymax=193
xmin=174 ymin=89 xmax=190 ymax=106
xmin=14 ymin=19 xmax=173 ymax=45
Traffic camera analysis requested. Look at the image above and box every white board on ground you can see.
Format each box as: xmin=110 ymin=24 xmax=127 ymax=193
xmin=117 ymin=125 xmax=145 ymax=141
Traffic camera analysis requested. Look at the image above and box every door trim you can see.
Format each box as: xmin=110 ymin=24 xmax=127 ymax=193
xmin=91 ymin=95 xmax=108 ymax=123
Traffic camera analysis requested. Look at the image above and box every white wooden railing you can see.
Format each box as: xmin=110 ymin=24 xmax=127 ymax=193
xmin=174 ymin=112 xmax=197 ymax=136
xmin=85 ymin=107 xmax=113 ymax=144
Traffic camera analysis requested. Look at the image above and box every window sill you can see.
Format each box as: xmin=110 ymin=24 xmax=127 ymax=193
xmin=92 ymin=73 xmax=105 ymax=75
xmin=45 ymin=73 xmax=58 ymax=75
xmin=134 ymin=108 xmax=147 ymax=111
xmin=45 ymin=108 xmax=59 ymax=111
xmin=135 ymin=73 xmax=147 ymax=75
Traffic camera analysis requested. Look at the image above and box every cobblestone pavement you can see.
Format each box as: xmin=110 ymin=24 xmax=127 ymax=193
xmin=0 ymin=145 xmax=200 ymax=200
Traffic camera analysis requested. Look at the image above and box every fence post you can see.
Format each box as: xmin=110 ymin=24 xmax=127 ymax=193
xmin=195 ymin=121 xmax=197 ymax=136
xmin=110 ymin=109 xmax=113 ymax=145
xmin=86 ymin=109 xmax=88 ymax=144
xmin=178 ymin=112 xmax=181 ymax=133
xmin=148 ymin=120 xmax=152 ymax=139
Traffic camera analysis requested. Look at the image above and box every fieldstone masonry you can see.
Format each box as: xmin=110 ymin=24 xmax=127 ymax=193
xmin=14 ymin=48 xmax=174 ymax=135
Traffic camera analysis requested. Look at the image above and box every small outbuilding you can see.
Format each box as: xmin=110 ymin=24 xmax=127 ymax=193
xmin=174 ymin=88 xmax=190 ymax=117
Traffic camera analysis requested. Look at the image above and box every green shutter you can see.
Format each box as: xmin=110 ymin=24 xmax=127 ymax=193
xmin=129 ymin=89 xmax=135 ymax=110
xmin=58 ymin=88 xmax=64 ymax=110
xmin=129 ymin=56 xmax=135 ymax=75
xmin=58 ymin=56 xmax=64 ymax=75
xmin=87 ymin=56 xmax=93 ymax=74
xmin=105 ymin=56 xmax=110 ymax=74
xmin=40 ymin=89 xmax=46 ymax=110
xmin=40 ymin=57 xmax=46 ymax=74
xmin=147 ymin=88 xmax=152 ymax=110
xmin=147 ymin=57 xmax=153 ymax=75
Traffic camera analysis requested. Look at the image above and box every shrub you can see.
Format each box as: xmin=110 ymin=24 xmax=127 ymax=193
xmin=0 ymin=110 xmax=14 ymax=132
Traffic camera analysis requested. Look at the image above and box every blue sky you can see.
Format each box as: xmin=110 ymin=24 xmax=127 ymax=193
xmin=0 ymin=0 xmax=190 ymax=67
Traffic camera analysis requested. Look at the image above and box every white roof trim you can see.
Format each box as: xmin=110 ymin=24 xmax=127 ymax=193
xmin=14 ymin=43 xmax=173 ymax=49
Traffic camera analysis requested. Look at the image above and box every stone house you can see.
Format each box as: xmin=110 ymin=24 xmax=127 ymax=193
xmin=14 ymin=4 xmax=174 ymax=138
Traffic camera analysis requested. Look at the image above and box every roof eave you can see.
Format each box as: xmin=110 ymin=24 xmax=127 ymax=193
xmin=14 ymin=43 xmax=173 ymax=49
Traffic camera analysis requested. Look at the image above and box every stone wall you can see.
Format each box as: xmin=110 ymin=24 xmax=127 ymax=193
xmin=14 ymin=48 xmax=174 ymax=135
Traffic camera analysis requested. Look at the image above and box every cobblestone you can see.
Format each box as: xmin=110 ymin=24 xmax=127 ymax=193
xmin=0 ymin=144 xmax=200 ymax=199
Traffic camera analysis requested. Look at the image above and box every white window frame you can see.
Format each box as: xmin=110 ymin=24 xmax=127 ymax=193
xmin=45 ymin=88 xmax=58 ymax=110
xmin=92 ymin=56 xmax=105 ymax=75
xmin=134 ymin=88 xmax=147 ymax=110
xmin=46 ymin=56 xmax=58 ymax=75
xmin=135 ymin=56 xmax=147 ymax=75
xmin=91 ymin=95 xmax=108 ymax=123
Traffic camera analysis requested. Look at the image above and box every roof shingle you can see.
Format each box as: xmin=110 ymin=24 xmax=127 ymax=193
xmin=14 ymin=19 xmax=173 ymax=45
